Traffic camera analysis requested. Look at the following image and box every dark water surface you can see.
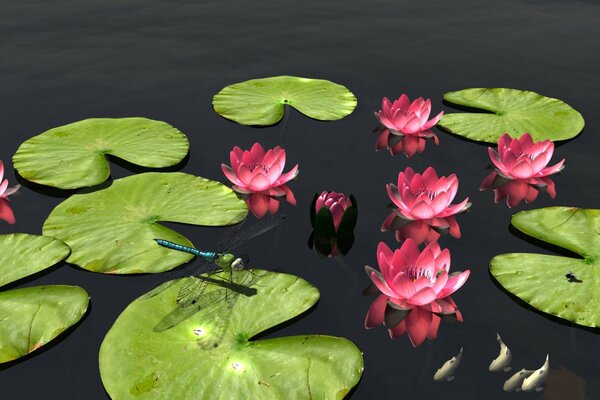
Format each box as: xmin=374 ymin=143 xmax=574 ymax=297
xmin=1 ymin=1 xmax=599 ymax=399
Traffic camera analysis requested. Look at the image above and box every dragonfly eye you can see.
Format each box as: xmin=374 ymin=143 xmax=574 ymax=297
xmin=232 ymin=258 xmax=244 ymax=271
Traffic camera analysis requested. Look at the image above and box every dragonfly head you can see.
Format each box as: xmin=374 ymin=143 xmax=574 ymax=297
xmin=216 ymin=253 xmax=245 ymax=271
xmin=231 ymin=257 xmax=245 ymax=271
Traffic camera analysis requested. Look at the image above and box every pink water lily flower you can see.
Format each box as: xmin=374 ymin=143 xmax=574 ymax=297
xmin=382 ymin=167 xmax=470 ymax=243
xmin=366 ymin=240 xmax=470 ymax=309
xmin=315 ymin=191 xmax=352 ymax=231
xmin=481 ymin=133 xmax=564 ymax=208
xmin=0 ymin=160 xmax=20 ymax=224
xmin=375 ymin=94 xmax=444 ymax=136
xmin=222 ymin=143 xmax=298 ymax=218
xmin=488 ymin=133 xmax=564 ymax=180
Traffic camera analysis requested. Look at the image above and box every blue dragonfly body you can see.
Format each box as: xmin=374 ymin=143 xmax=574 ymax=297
xmin=145 ymin=216 xmax=281 ymax=335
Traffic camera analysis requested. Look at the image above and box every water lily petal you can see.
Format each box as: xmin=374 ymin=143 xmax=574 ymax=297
xmin=422 ymin=110 xmax=444 ymax=131
xmin=221 ymin=164 xmax=243 ymax=187
xmin=438 ymin=270 xmax=470 ymax=298
xmin=248 ymin=173 xmax=271 ymax=192
xmin=407 ymin=287 xmax=438 ymax=306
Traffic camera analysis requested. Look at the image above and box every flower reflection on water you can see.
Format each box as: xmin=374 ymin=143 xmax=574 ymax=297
xmin=364 ymin=240 xmax=469 ymax=347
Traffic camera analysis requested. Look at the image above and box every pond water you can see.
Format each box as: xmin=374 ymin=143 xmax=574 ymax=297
xmin=1 ymin=0 xmax=599 ymax=398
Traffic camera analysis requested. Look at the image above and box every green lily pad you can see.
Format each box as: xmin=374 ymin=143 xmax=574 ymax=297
xmin=438 ymin=88 xmax=585 ymax=143
xmin=13 ymin=118 xmax=189 ymax=189
xmin=212 ymin=76 xmax=357 ymax=126
xmin=99 ymin=269 xmax=363 ymax=399
xmin=0 ymin=234 xmax=70 ymax=288
xmin=490 ymin=207 xmax=600 ymax=328
xmin=0 ymin=285 xmax=89 ymax=363
xmin=43 ymin=172 xmax=247 ymax=274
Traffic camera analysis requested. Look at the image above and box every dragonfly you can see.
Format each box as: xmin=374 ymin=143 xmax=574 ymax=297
xmin=143 ymin=216 xmax=282 ymax=340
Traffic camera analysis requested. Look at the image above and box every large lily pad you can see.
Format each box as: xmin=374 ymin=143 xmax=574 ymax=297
xmin=212 ymin=76 xmax=357 ymax=126
xmin=43 ymin=172 xmax=247 ymax=274
xmin=13 ymin=118 xmax=189 ymax=189
xmin=490 ymin=207 xmax=600 ymax=328
xmin=0 ymin=234 xmax=70 ymax=288
xmin=438 ymin=88 xmax=585 ymax=143
xmin=99 ymin=269 xmax=363 ymax=399
xmin=0 ymin=285 xmax=89 ymax=363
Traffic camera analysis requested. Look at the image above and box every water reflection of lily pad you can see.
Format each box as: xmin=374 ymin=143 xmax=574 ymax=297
xmin=0 ymin=285 xmax=89 ymax=363
xmin=0 ymin=234 xmax=70 ymax=288
xmin=13 ymin=118 xmax=189 ymax=189
xmin=438 ymin=88 xmax=585 ymax=143
xmin=43 ymin=172 xmax=247 ymax=274
xmin=490 ymin=207 xmax=600 ymax=328
xmin=99 ymin=269 xmax=363 ymax=399
xmin=212 ymin=76 xmax=357 ymax=126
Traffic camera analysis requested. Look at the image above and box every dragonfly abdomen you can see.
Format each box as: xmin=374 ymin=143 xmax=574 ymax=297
xmin=154 ymin=239 xmax=218 ymax=261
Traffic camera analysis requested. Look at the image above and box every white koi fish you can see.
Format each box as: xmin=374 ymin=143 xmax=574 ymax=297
xmin=503 ymin=368 xmax=535 ymax=392
xmin=521 ymin=354 xmax=550 ymax=392
xmin=489 ymin=333 xmax=512 ymax=372
xmin=433 ymin=347 xmax=463 ymax=382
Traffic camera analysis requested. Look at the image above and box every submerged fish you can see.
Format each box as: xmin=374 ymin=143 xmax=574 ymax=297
xmin=489 ymin=333 xmax=512 ymax=372
xmin=522 ymin=354 xmax=550 ymax=392
xmin=433 ymin=347 xmax=463 ymax=382
xmin=503 ymin=369 xmax=535 ymax=392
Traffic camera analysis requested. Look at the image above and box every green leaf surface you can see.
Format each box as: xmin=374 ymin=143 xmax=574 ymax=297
xmin=13 ymin=118 xmax=189 ymax=189
xmin=100 ymin=270 xmax=363 ymax=399
xmin=490 ymin=207 xmax=600 ymax=328
xmin=0 ymin=285 xmax=89 ymax=363
xmin=0 ymin=234 xmax=70 ymax=288
xmin=212 ymin=76 xmax=357 ymax=126
xmin=43 ymin=172 xmax=247 ymax=274
xmin=438 ymin=88 xmax=585 ymax=143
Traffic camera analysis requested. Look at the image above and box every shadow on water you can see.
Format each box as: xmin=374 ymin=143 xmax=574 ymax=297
xmin=0 ymin=302 xmax=92 ymax=373
xmin=0 ymin=261 xmax=67 ymax=292
xmin=507 ymin=224 xmax=583 ymax=259
xmin=106 ymin=152 xmax=190 ymax=174
xmin=250 ymin=300 xmax=319 ymax=342
xmin=488 ymin=270 xmax=600 ymax=335
xmin=15 ymin=170 xmax=114 ymax=198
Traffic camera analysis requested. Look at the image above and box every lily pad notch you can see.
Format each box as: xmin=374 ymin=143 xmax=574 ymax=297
xmin=43 ymin=172 xmax=248 ymax=274
xmin=490 ymin=207 xmax=600 ymax=329
xmin=100 ymin=269 xmax=364 ymax=399
xmin=13 ymin=117 xmax=190 ymax=189
xmin=438 ymin=88 xmax=585 ymax=143
xmin=212 ymin=76 xmax=358 ymax=126
xmin=0 ymin=233 xmax=89 ymax=364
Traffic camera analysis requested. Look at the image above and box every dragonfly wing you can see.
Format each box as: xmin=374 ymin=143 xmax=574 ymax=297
xmin=176 ymin=276 xmax=210 ymax=308
xmin=195 ymin=294 xmax=237 ymax=350
xmin=224 ymin=215 xmax=284 ymax=252
xmin=154 ymin=289 xmax=226 ymax=332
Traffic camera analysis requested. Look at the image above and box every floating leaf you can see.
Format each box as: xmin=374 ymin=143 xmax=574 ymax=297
xmin=0 ymin=234 xmax=70 ymax=288
xmin=212 ymin=75 xmax=357 ymax=126
xmin=490 ymin=207 xmax=600 ymax=328
xmin=13 ymin=118 xmax=189 ymax=189
xmin=43 ymin=172 xmax=247 ymax=274
xmin=0 ymin=285 xmax=89 ymax=363
xmin=438 ymin=88 xmax=585 ymax=143
xmin=99 ymin=270 xmax=363 ymax=399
